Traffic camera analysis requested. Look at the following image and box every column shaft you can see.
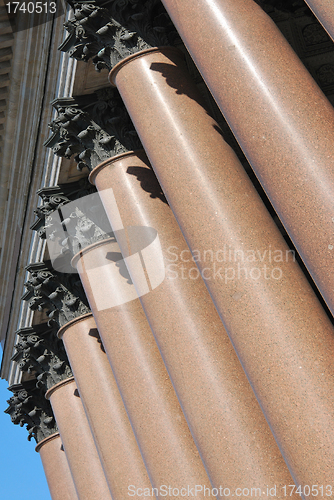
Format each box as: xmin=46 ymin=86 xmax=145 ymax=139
xmin=109 ymin=47 xmax=334 ymax=486
xmin=72 ymin=240 xmax=212 ymax=497
xmin=304 ymin=0 xmax=334 ymax=42
xmin=36 ymin=433 xmax=78 ymax=500
xmin=58 ymin=313 xmax=152 ymax=500
xmin=160 ymin=0 xmax=334 ymax=317
xmin=45 ymin=378 xmax=112 ymax=500
xmin=90 ymin=150 xmax=298 ymax=496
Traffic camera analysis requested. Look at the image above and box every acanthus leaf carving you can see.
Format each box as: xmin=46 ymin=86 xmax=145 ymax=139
xmin=31 ymin=179 xmax=96 ymax=239
xmin=32 ymin=186 xmax=113 ymax=268
xmin=5 ymin=381 xmax=57 ymax=443
xmin=44 ymin=89 xmax=141 ymax=171
xmin=12 ymin=323 xmax=73 ymax=391
xmin=60 ymin=0 xmax=181 ymax=71
xmin=22 ymin=262 xmax=91 ymax=328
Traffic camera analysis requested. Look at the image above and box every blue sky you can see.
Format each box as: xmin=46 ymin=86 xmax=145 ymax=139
xmin=0 ymin=378 xmax=51 ymax=500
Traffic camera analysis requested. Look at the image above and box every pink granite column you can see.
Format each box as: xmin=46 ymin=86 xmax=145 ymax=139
xmin=89 ymin=150 xmax=299 ymax=497
xmin=159 ymin=0 xmax=334 ymax=318
xmin=58 ymin=313 xmax=152 ymax=500
xmin=109 ymin=47 xmax=334 ymax=487
xmin=35 ymin=432 xmax=78 ymax=500
xmin=304 ymin=0 xmax=334 ymax=41
xmin=72 ymin=239 xmax=213 ymax=498
xmin=45 ymin=378 xmax=112 ymax=500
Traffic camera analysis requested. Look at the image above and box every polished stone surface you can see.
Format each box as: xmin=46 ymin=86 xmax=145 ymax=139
xmin=59 ymin=314 xmax=152 ymax=500
xmin=110 ymin=46 xmax=334 ymax=487
xmin=73 ymin=239 xmax=213 ymax=497
xmin=46 ymin=378 xmax=112 ymax=500
xmin=160 ymin=0 xmax=334 ymax=320
xmin=36 ymin=433 xmax=79 ymax=500
xmin=90 ymin=150 xmax=299 ymax=497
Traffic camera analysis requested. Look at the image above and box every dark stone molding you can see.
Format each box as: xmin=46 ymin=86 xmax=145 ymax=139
xmin=5 ymin=381 xmax=57 ymax=443
xmin=31 ymin=179 xmax=102 ymax=255
xmin=32 ymin=185 xmax=113 ymax=265
xmin=22 ymin=262 xmax=91 ymax=328
xmin=11 ymin=323 xmax=72 ymax=392
xmin=45 ymin=88 xmax=141 ymax=171
xmin=31 ymin=180 xmax=96 ymax=237
xmin=60 ymin=0 xmax=180 ymax=71
xmin=31 ymin=175 xmax=113 ymax=272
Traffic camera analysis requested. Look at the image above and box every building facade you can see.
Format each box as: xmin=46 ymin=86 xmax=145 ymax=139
xmin=1 ymin=0 xmax=334 ymax=498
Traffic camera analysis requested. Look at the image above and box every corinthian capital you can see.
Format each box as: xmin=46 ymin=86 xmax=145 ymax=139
xmin=45 ymin=88 xmax=141 ymax=171
xmin=5 ymin=381 xmax=57 ymax=443
xmin=60 ymin=0 xmax=180 ymax=70
xmin=22 ymin=262 xmax=91 ymax=327
xmin=31 ymin=180 xmax=95 ymax=238
xmin=12 ymin=323 xmax=72 ymax=391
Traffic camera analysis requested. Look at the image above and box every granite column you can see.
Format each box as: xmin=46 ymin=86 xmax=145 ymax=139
xmin=58 ymin=313 xmax=153 ymax=499
xmin=35 ymin=433 xmax=79 ymax=500
xmin=90 ymin=149 xmax=299 ymax=496
xmin=160 ymin=0 xmax=334 ymax=317
xmin=21 ymin=266 xmax=112 ymax=500
xmin=29 ymin=186 xmax=152 ymax=499
xmin=34 ymin=181 xmax=212 ymax=495
xmin=72 ymin=239 xmax=213 ymax=497
xmin=108 ymin=47 xmax=334 ymax=487
xmin=45 ymin=378 xmax=112 ymax=500
xmin=5 ymin=377 xmax=78 ymax=500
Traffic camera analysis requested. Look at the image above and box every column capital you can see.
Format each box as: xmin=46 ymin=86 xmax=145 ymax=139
xmin=31 ymin=180 xmax=95 ymax=236
xmin=45 ymin=89 xmax=141 ymax=171
xmin=60 ymin=0 xmax=180 ymax=70
xmin=12 ymin=323 xmax=73 ymax=391
xmin=22 ymin=262 xmax=91 ymax=327
xmin=5 ymin=381 xmax=57 ymax=443
xmin=31 ymin=179 xmax=113 ymax=261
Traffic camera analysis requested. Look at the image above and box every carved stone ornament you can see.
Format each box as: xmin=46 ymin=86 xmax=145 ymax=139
xmin=5 ymin=381 xmax=57 ymax=443
xmin=44 ymin=89 xmax=141 ymax=171
xmin=31 ymin=184 xmax=113 ymax=273
xmin=22 ymin=262 xmax=91 ymax=327
xmin=31 ymin=179 xmax=96 ymax=237
xmin=11 ymin=323 xmax=73 ymax=391
xmin=60 ymin=0 xmax=181 ymax=70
